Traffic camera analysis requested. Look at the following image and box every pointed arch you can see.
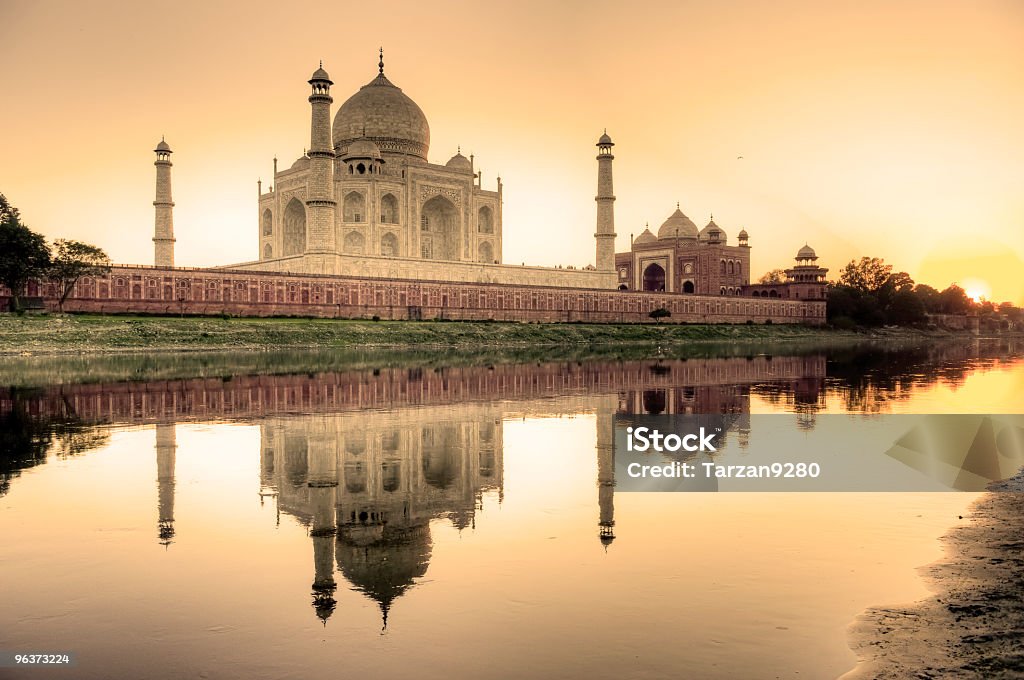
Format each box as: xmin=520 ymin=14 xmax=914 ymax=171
xmin=263 ymin=243 xmax=273 ymax=259
xmin=262 ymin=208 xmax=273 ymax=236
xmin=420 ymin=195 xmax=459 ymax=260
xmin=380 ymin=193 xmax=399 ymax=224
xmin=282 ymin=198 xmax=306 ymax=256
xmin=343 ymin=231 xmax=366 ymax=254
xmin=478 ymin=205 xmax=494 ymax=234
xmin=642 ymin=263 xmax=666 ymax=292
xmin=380 ymin=232 xmax=399 ymax=257
xmin=343 ymin=192 xmax=365 ymax=222
xmin=478 ymin=240 xmax=494 ymax=263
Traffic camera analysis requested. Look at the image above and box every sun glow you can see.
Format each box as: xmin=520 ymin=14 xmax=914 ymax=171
xmin=962 ymin=278 xmax=992 ymax=303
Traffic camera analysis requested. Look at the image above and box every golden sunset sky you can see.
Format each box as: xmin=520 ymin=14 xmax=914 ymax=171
xmin=2 ymin=0 xmax=1022 ymax=303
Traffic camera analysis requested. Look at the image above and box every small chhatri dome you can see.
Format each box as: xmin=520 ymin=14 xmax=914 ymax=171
xmin=445 ymin=150 xmax=473 ymax=172
xmin=657 ymin=207 xmax=698 ymax=240
xmin=699 ymin=217 xmax=726 ymax=242
xmin=796 ymin=244 xmax=817 ymax=260
xmin=634 ymin=227 xmax=657 ymax=245
xmin=344 ymin=138 xmax=382 ymax=159
xmin=598 ymin=130 xmax=613 ymax=146
xmin=310 ymin=62 xmax=332 ymax=83
xmin=738 ymin=228 xmax=749 ymax=239
xmin=155 ymin=138 xmax=171 ymax=153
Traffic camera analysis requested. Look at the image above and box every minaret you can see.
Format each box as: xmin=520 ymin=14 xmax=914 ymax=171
xmin=305 ymin=63 xmax=337 ymax=254
xmin=596 ymin=397 xmax=616 ymax=549
xmin=153 ymin=138 xmax=175 ymax=267
xmin=308 ymin=432 xmax=338 ymax=624
xmin=155 ymin=423 xmax=177 ymax=546
xmin=594 ymin=131 xmax=616 ymax=272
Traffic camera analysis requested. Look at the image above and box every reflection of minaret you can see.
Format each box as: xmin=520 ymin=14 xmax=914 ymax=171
xmin=155 ymin=423 xmax=176 ymax=546
xmin=308 ymin=431 xmax=338 ymax=625
xmin=596 ymin=397 xmax=616 ymax=549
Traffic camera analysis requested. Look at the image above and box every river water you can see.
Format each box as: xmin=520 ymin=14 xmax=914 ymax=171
xmin=1 ymin=338 xmax=1022 ymax=679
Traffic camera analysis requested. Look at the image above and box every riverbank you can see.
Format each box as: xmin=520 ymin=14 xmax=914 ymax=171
xmin=0 ymin=313 xmax=985 ymax=356
xmin=844 ymin=469 xmax=1024 ymax=679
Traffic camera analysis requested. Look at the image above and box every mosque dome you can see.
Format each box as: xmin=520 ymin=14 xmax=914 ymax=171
xmin=445 ymin=151 xmax=473 ymax=173
xmin=290 ymin=155 xmax=310 ymax=170
xmin=699 ymin=219 xmax=726 ymax=243
xmin=598 ymin=131 xmax=613 ymax=145
xmin=738 ymin=229 xmax=749 ymax=239
xmin=155 ymin=139 xmax=171 ymax=152
xmin=657 ymin=207 xmax=698 ymax=240
xmin=343 ymin=138 xmax=382 ymax=159
xmin=634 ymin=228 xmax=657 ymax=245
xmin=310 ymin=66 xmax=332 ymax=83
xmin=796 ymin=244 xmax=817 ymax=260
xmin=332 ymin=63 xmax=430 ymax=161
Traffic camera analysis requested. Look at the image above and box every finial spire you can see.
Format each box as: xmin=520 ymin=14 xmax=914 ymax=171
xmin=457 ymin=145 xmax=461 ymax=154
xmin=379 ymin=47 xmax=384 ymax=74
xmin=319 ymin=59 xmax=322 ymax=68
xmin=676 ymin=201 xmax=679 ymax=209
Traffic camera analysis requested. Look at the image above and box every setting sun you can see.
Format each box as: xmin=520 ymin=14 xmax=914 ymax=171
xmin=962 ymin=278 xmax=992 ymax=303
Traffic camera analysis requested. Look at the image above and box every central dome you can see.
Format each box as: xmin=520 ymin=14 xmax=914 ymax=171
xmin=332 ymin=69 xmax=430 ymax=161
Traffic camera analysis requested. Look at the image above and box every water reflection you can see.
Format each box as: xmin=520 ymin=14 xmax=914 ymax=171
xmin=2 ymin=340 xmax=1024 ymax=679
xmin=256 ymin=414 xmax=504 ymax=627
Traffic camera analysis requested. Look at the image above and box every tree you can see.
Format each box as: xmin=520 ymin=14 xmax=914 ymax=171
xmin=649 ymin=307 xmax=671 ymax=322
xmin=939 ymin=285 xmax=973 ymax=315
xmin=49 ymin=239 xmax=111 ymax=313
xmin=839 ymin=257 xmax=893 ymax=293
xmin=0 ymin=194 xmax=51 ymax=312
xmin=758 ymin=269 xmax=786 ymax=285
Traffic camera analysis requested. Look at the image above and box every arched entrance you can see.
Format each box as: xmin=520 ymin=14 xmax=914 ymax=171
xmin=682 ymin=280 xmax=695 ymax=294
xmin=642 ymin=263 xmax=666 ymax=292
xmin=420 ymin=196 xmax=459 ymax=260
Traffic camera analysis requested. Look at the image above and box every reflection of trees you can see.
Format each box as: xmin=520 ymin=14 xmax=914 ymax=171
xmin=822 ymin=341 xmax=1021 ymax=413
xmin=0 ymin=389 xmax=109 ymax=496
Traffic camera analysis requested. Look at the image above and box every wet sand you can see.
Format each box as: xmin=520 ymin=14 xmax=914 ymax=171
xmin=844 ymin=471 xmax=1024 ymax=679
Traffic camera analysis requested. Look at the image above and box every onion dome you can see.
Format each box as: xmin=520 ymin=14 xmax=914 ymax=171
xmin=155 ymin=139 xmax=171 ymax=152
xmin=309 ymin=65 xmax=332 ymax=84
xmin=332 ymin=53 xmax=430 ymax=161
xmin=445 ymin=150 xmax=473 ymax=173
xmin=290 ymin=155 xmax=310 ymax=170
xmin=738 ymin=229 xmax=749 ymax=239
xmin=657 ymin=206 xmax=699 ymax=240
xmin=699 ymin=218 xmax=726 ymax=243
xmin=598 ymin=131 xmax=613 ymax=146
xmin=796 ymin=244 xmax=817 ymax=260
xmin=634 ymin=227 xmax=657 ymax=245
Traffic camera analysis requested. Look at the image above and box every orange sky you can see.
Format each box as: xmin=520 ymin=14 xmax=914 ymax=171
xmin=1 ymin=0 xmax=1022 ymax=303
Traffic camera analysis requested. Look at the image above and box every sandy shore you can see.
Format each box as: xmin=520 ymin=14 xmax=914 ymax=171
xmin=843 ymin=471 xmax=1024 ymax=679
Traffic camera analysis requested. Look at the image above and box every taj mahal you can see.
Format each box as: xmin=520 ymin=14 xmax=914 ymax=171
xmin=28 ymin=53 xmax=827 ymax=323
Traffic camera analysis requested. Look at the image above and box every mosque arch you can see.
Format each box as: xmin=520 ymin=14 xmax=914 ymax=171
xmin=343 ymin=192 xmax=366 ymax=222
xmin=263 ymin=243 xmax=272 ymax=259
xmin=380 ymin=193 xmax=399 ymax=224
xmin=380 ymin=232 xmax=399 ymax=257
xmin=478 ymin=240 xmax=494 ymax=263
xmin=682 ymin=280 xmax=695 ymax=294
xmin=642 ymin=263 xmax=666 ymax=292
xmin=282 ymin=198 xmax=306 ymax=256
xmin=262 ymin=208 xmax=273 ymax=236
xmin=478 ymin=206 xmax=494 ymax=234
xmin=420 ymin=195 xmax=459 ymax=260
xmin=727 ymin=261 xmax=734 ymax=275
xmin=343 ymin=231 xmax=366 ymax=255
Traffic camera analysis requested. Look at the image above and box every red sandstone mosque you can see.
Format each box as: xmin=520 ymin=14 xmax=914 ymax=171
xmin=29 ymin=55 xmax=828 ymax=323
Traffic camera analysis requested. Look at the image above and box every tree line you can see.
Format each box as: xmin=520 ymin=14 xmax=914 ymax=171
xmin=827 ymin=256 xmax=1021 ymax=330
xmin=0 ymin=194 xmax=111 ymax=313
